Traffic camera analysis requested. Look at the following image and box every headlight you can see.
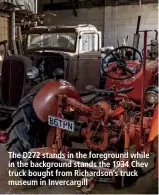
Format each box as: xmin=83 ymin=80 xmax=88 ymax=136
xmin=27 ymin=67 xmax=39 ymax=80
xmin=145 ymin=86 xmax=158 ymax=104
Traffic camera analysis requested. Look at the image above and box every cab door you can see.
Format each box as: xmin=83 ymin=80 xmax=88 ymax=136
xmin=75 ymin=31 xmax=101 ymax=94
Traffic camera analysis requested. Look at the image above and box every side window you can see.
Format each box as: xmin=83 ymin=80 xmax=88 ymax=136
xmin=82 ymin=33 xmax=95 ymax=52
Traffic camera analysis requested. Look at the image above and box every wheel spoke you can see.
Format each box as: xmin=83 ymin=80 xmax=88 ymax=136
xmin=124 ymin=67 xmax=134 ymax=75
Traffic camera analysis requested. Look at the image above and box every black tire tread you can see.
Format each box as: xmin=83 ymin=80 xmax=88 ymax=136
xmin=6 ymin=80 xmax=52 ymax=180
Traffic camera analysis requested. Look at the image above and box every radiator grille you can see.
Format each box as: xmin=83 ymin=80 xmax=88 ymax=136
xmin=2 ymin=59 xmax=25 ymax=106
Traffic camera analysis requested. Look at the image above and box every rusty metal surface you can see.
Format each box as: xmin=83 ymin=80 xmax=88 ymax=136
xmin=67 ymin=55 xmax=78 ymax=88
xmin=67 ymin=52 xmax=101 ymax=94
xmin=76 ymin=52 xmax=101 ymax=94
xmin=25 ymin=50 xmax=101 ymax=94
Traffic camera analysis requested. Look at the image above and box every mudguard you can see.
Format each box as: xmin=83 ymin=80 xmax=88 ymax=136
xmin=148 ymin=104 xmax=158 ymax=142
xmin=33 ymin=80 xmax=82 ymax=122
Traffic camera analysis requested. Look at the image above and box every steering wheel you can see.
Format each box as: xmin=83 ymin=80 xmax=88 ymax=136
xmin=101 ymin=46 xmax=143 ymax=80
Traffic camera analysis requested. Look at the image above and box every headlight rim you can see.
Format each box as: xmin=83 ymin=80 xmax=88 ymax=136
xmin=26 ymin=66 xmax=39 ymax=80
xmin=145 ymin=88 xmax=158 ymax=105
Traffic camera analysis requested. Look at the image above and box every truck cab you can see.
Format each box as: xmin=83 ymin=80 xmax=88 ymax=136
xmin=25 ymin=24 xmax=102 ymax=94
xmin=0 ymin=24 xmax=102 ymax=120
xmin=26 ymin=24 xmax=102 ymax=54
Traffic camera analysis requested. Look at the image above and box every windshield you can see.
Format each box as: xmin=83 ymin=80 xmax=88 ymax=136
xmin=27 ymin=33 xmax=77 ymax=52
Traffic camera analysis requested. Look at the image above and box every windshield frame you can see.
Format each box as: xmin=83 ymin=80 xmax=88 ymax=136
xmin=26 ymin=32 xmax=78 ymax=53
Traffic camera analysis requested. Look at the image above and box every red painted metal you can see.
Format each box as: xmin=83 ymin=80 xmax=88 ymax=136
xmin=0 ymin=131 xmax=8 ymax=143
xmin=33 ymin=80 xmax=82 ymax=122
xmin=66 ymin=97 xmax=92 ymax=113
xmin=148 ymin=105 xmax=158 ymax=142
xmin=105 ymin=60 xmax=157 ymax=102
xmin=30 ymin=84 xmax=158 ymax=188
xmin=140 ymin=31 xmax=148 ymax=140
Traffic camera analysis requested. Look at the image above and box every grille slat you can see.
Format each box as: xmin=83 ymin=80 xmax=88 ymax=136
xmin=1 ymin=55 xmax=32 ymax=106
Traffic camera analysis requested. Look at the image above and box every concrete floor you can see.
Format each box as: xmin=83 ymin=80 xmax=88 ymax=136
xmin=0 ymin=144 xmax=158 ymax=194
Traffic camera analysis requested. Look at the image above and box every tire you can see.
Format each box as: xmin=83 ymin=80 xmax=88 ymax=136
xmin=28 ymin=79 xmax=53 ymax=94
xmin=6 ymin=80 xmax=52 ymax=181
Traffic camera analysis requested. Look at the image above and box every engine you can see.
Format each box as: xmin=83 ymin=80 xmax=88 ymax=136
xmin=57 ymin=90 xmax=158 ymax=152
xmin=56 ymin=97 xmax=125 ymax=152
xmin=25 ymin=52 xmax=66 ymax=83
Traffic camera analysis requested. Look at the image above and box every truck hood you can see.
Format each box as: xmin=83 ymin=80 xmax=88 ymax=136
xmin=25 ymin=49 xmax=76 ymax=57
xmin=25 ymin=49 xmax=101 ymax=57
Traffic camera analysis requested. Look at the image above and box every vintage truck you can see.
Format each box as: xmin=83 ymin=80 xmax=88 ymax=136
xmin=0 ymin=24 xmax=103 ymax=121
